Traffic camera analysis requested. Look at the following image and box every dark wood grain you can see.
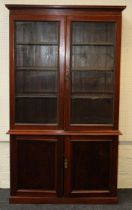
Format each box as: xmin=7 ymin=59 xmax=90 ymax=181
xmin=7 ymin=5 xmax=125 ymax=204
xmin=65 ymin=14 xmax=122 ymax=130
xmin=10 ymin=14 xmax=15 ymax=129
xmin=8 ymin=129 xmax=122 ymax=135
xmin=65 ymin=136 xmax=118 ymax=197
xmin=10 ymin=15 xmax=65 ymax=129
xmin=113 ymin=15 xmax=122 ymax=130
xmin=15 ymin=21 xmax=59 ymax=124
xmin=6 ymin=4 xmax=126 ymax=11
xmin=15 ymin=97 xmax=57 ymax=123
xmin=9 ymin=195 xmax=118 ymax=204
xmin=10 ymin=136 xmax=64 ymax=197
xmin=71 ymin=97 xmax=114 ymax=124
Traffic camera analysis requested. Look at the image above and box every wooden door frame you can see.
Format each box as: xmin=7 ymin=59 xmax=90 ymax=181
xmin=9 ymin=14 xmax=66 ymax=130
xmin=64 ymin=15 xmax=122 ymax=131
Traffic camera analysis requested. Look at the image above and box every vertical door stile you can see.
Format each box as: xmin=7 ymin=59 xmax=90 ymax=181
xmin=64 ymin=17 xmax=71 ymax=130
xmin=55 ymin=137 xmax=64 ymax=197
xmin=58 ymin=17 xmax=66 ymax=129
xmin=64 ymin=136 xmax=71 ymax=196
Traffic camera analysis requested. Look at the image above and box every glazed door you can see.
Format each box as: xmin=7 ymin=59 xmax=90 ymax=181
xmin=65 ymin=16 xmax=121 ymax=130
xmin=10 ymin=15 xmax=65 ymax=129
xmin=64 ymin=136 xmax=118 ymax=197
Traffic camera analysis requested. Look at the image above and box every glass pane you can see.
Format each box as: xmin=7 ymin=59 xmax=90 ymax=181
xmin=16 ymin=22 xmax=58 ymax=44
xmin=16 ymin=45 xmax=58 ymax=67
xmin=70 ymin=22 xmax=115 ymax=124
xmin=72 ymin=22 xmax=115 ymax=44
xmin=72 ymin=71 xmax=113 ymax=93
xmin=71 ymin=97 xmax=113 ymax=124
xmin=16 ymin=70 xmax=57 ymax=94
xmin=72 ymin=46 xmax=114 ymax=70
xmin=16 ymin=98 xmax=57 ymax=124
xmin=15 ymin=21 xmax=59 ymax=124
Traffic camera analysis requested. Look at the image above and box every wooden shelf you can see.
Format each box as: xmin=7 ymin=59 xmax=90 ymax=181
xmin=16 ymin=66 xmax=58 ymax=71
xmin=7 ymin=129 xmax=122 ymax=136
xmin=72 ymin=91 xmax=113 ymax=94
xmin=16 ymin=42 xmax=58 ymax=46
xmin=16 ymin=67 xmax=113 ymax=71
xmin=72 ymin=93 xmax=113 ymax=99
xmin=72 ymin=42 xmax=114 ymax=46
xmin=71 ymin=67 xmax=114 ymax=71
xmin=16 ymin=94 xmax=57 ymax=98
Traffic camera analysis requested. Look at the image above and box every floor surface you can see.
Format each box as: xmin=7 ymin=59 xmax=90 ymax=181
xmin=0 ymin=189 xmax=132 ymax=210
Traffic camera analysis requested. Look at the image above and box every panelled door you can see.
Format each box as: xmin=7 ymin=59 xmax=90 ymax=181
xmin=10 ymin=136 xmax=64 ymax=197
xmin=64 ymin=136 xmax=118 ymax=197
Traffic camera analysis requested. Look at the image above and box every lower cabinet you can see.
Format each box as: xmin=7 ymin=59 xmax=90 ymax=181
xmin=10 ymin=135 xmax=64 ymax=198
xmin=10 ymin=135 xmax=118 ymax=203
xmin=64 ymin=136 xmax=118 ymax=199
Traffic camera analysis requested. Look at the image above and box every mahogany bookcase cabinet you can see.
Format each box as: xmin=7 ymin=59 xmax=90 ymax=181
xmin=6 ymin=5 xmax=126 ymax=204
